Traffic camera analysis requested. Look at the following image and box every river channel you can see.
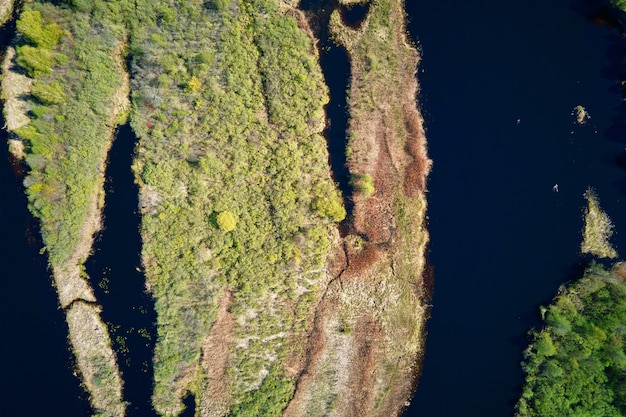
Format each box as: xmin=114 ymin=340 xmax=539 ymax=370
xmin=404 ymin=1 xmax=626 ymax=416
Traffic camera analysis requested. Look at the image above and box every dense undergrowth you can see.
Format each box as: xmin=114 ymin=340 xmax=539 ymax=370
xmin=129 ymin=0 xmax=342 ymax=414
xmin=5 ymin=0 xmax=420 ymax=415
xmin=9 ymin=1 xmax=128 ymax=267
xmin=516 ymin=263 xmax=626 ymax=417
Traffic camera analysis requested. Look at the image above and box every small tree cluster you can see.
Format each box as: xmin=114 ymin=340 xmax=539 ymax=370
xmin=351 ymin=173 xmax=375 ymax=197
xmin=17 ymin=10 xmax=64 ymax=49
xmin=15 ymin=10 xmax=67 ymax=78
xmin=313 ymin=197 xmax=346 ymax=222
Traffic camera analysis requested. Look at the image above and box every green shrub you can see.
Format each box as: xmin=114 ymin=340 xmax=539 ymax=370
xmin=31 ymin=81 xmax=67 ymax=105
xmin=217 ymin=210 xmax=237 ymax=231
xmin=16 ymin=45 xmax=55 ymax=78
xmin=313 ymin=197 xmax=346 ymax=222
xmin=16 ymin=10 xmax=64 ymax=49
xmin=351 ymin=173 xmax=375 ymax=197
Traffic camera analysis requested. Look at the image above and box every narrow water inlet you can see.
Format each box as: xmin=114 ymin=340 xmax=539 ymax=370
xmin=299 ymin=0 xmax=354 ymax=220
xmin=85 ymin=123 xmax=158 ymax=417
xmin=179 ymin=392 xmax=197 ymax=417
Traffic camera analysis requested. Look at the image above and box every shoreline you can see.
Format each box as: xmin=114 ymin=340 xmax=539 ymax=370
xmin=1 ymin=15 xmax=130 ymax=412
xmin=285 ymin=0 xmax=431 ymax=415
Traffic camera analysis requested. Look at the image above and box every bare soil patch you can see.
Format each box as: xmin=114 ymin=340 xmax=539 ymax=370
xmin=200 ymin=290 xmax=236 ymax=417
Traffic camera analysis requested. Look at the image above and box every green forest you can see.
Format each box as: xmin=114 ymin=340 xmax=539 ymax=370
xmin=516 ymin=263 xmax=626 ymax=417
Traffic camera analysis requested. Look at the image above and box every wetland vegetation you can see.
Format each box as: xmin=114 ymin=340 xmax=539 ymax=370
xmin=2 ymin=0 xmax=430 ymax=415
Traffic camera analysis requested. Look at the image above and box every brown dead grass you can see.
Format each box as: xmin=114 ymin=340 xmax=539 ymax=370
xmin=284 ymin=1 xmax=430 ymax=416
xmin=199 ymin=290 xmax=236 ymax=417
xmin=66 ymin=301 xmax=125 ymax=417
xmin=2 ymin=47 xmax=33 ymax=135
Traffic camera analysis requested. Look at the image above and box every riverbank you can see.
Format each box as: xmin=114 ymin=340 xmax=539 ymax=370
xmin=284 ymin=0 xmax=431 ymax=415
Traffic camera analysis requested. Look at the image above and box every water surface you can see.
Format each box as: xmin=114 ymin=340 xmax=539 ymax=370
xmin=404 ymin=1 xmax=626 ymax=415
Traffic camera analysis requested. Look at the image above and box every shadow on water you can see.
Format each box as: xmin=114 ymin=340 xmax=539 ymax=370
xmin=0 ymin=2 xmax=90 ymax=416
xmin=299 ymin=0 xmax=354 ymax=221
xmin=85 ymin=124 xmax=157 ymax=417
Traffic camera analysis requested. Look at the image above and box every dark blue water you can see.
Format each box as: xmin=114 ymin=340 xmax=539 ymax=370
xmin=404 ymin=1 xmax=626 ymax=416
xmin=0 ymin=118 xmax=90 ymax=416
xmin=85 ymin=124 xmax=157 ymax=417
xmin=300 ymin=0 xmax=354 ymax=218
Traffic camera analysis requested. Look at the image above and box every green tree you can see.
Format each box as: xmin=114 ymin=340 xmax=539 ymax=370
xmin=313 ymin=197 xmax=346 ymax=222
xmin=351 ymin=173 xmax=375 ymax=197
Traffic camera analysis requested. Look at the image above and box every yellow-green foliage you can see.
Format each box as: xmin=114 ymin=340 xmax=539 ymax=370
xmin=31 ymin=81 xmax=66 ymax=104
xmin=313 ymin=196 xmax=346 ymax=222
xmin=351 ymin=172 xmax=375 ymax=197
xmin=581 ymin=188 xmax=618 ymax=259
xmin=16 ymin=10 xmax=63 ymax=49
xmin=129 ymin=0 xmax=340 ymax=413
xmin=14 ymin=0 xmax=342 ymax=414
xmin=12 ymin=3 xmax=127 ymax=266
xmin=217 ymin=210 xmax=237 ymax=231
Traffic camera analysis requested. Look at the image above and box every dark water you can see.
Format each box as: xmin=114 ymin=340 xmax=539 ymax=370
xmin=340 ymin=2 xmax=370 ymax=29
xmin=0 ymin=129 xmax=91 ymax=417
xmin=0 ymin=3 xmax=90 ymax=416
xmin=404 ymin=1 xmax=626 ymax=416
xmin=300 ymin=0 xmax=354 ymax=217
xmin=85 ymin=124 xmax=157 ymax=417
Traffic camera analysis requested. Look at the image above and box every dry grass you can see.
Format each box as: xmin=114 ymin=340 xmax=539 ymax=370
xmin=285 ymin=1 xmax=431 ymax=415
xmin=66 ymin=302 xmax=125 ymax=417
xmin=581 ymin=188 xmax=618 ymax=259
xmin=199 ymin=291 xmax=236 ymax=417
xmin=2 ymin=47 xmax=33 ymax=135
